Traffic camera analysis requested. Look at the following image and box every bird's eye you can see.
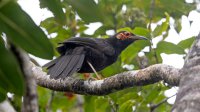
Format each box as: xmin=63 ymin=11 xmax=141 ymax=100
xmin=116 ymin=32 xmax=132 ymax=40
xmin=124 ymin=32 xmax=130 ymax=36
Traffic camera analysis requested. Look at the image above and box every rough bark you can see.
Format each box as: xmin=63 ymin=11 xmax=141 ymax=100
xmin=17 ymin=49 xmax=38 ymax=112
xmin=31 ymin=62 xmax=180 ymax=95
xmin=9 ymin=42 xmax=39 ymax=112
xmin=0 ymin=100 xmax=16 ymax=112
xmin=172 ymin=33 xmax=200 ymax=112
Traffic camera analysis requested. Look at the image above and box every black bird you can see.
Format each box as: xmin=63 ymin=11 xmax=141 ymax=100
xmin=43 ymin=31 xmax=147 ymax=79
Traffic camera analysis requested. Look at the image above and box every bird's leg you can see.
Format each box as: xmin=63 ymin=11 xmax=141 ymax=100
xmin=83 ymin=73 xmax=91 ymax=79
xmin=83 ymin=73 xmax=98 ymax=84
xmin=87 ymin=61 xmax=101 ymax=80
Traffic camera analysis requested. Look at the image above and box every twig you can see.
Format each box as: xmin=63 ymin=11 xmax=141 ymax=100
xmin=107 ymin=96 xmax=118 ymax=112
xmin=112 ymin=13 xmax=118 ymax=32
xmin=76 ymin=95 xmax=84 ymax=112
xmin=148 ymin=0 xmax=155 ymax=30
xmin=46 ymin=91 xmax=55 ymax=112
xmin=30 ymin=57 xmax=40 ymax=66
xmin=148 ymin=0 xmax=159 ymax=63
xmin=150 ymin=94 xmax=176 ymax=112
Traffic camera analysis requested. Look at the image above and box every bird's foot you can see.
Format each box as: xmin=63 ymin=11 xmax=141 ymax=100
xmin=87 ymin=77 xmax=104 ymax=84
xmin=83 ymin=73 xmax=104 ymax=84
xmin=83 ymin=73 xmax=103 ymax=80
xmin=95 ymin=73 xmax=103 ymax=80
xmin=83 ymin=73 xmax=91 ymax=79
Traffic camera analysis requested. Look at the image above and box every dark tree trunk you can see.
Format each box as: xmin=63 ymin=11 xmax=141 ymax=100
xmin=172 ymin=33 xmax=200 ymax=112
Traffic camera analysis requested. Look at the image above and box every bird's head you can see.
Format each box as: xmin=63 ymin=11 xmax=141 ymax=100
xmin=107 ymin=31 xmax=148 ymax=53
xmin=115 ymin=31 xmax=147 ymax=41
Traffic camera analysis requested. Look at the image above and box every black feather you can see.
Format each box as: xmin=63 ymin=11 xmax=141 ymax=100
xmin=47 ymin=47 xmax=85 ymax=79
xmin=58 ymin=54 xmax=85 ymax=79
xmin=44 ymin=31 xmax=146 ymax=79
xmin=49 ymin=54 xmax=72 ymax=79
xmin=43 ymin=57 xmax=61 ymax=69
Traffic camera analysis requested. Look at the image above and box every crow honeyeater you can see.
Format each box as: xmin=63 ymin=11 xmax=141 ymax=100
xmin=43 ymin=31 xmax=147 ymax=79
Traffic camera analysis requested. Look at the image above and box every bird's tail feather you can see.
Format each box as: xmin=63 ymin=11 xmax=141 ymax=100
xmin=44 ymin=47 xmax=85 ymax=79
xmin=43 ymin=57 xmax=61 ymax=69
xmin=58 ymin=54 xmax=85 ymax=79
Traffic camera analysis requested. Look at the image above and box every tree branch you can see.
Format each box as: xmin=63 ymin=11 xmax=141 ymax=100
xmin=46 ymin=91 xmax=54 ymax=112
xmin=150 ymin=94 xmax=176 ymax=112
xmin=8 ymin=41 xmax=38 ymax=112
xmin=31 ymin=62 xmax=180 ymax=95
xmin=0 ymin=100 xmax=16 ymax=112
xmin=13 ymin=48 xmax=39 ymax=112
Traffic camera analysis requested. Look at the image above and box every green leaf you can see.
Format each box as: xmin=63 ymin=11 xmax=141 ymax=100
xmin=119 ymin=100 xmax=135 ymax=112
xmin=154 ymin=101 xmax=171 ymax=112
xmin=145 ymin=52 xmax=158 ymax=65
xmin=135 ymin=104 xmax=149 ymax=112
xmin=10 ymin=95 xmax=22 ymax=111
xmin=95 ymin=97 xmax=111 ymax=112
xmin=0 ymin=37 xmax=24 ymax=96
xmin=118 ymin=27 xmax=150 ymax=38
xmin=117 ymin=92 xmax=139 ymax=105
xmin=0 ymin=1 xmax=53 ymax=59
xmin=117 ymin=27 xmax=132 ymax=33
xmin=177 ymin=37 xmax=195 ymax=49
xmin=156 ymin=41 xmax=185 ymax=54
xmin=130 ymin=0 xmax=194 ymax=20
xmin=94 ymin=26 xmax=109 ymax=36
xmin=101 ymin=59 xmax=122 ymax=77
xmin=121 ymin=40 xmax=150 ymax=64
xmin=40 ymin=17 xmax=59 ymax=34
xmin=37 ymin=86 xmax=51 ymax=109
xmin=65 ymin=0 xmax=104 ymax=23
xmin=174 ymin=19 xmax=182 ymax=33
xmin=84 ymin=96 xmax=97 ymax=112
xmin=142 ymin=85 xmax=161 ymax=103
xmin=133 ymin=27 xmax=150 ymax=38
xmin=152 ymin=13 xmax=170 ymax=37
xmin=0 ymin=88 xmax=6 ymax=102
xmin=52 ymin=92 xmax=77 ymax=111
xmin=153 ymin=92 xmax=166 ymax=104
xmin=39 ymin=0 xmax=66 ymax=24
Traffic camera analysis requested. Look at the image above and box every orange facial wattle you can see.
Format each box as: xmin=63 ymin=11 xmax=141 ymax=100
xmin=119 ymin=32 xmax=131 ymax=40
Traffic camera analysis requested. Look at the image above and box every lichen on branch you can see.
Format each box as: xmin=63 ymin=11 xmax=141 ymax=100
xmin=32 ymin=63 xmax=180 ymax=95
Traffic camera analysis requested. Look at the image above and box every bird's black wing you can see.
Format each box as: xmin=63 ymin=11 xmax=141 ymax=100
xmin=57 ymin=37 xmax=115 ymax=56
xmin=44 ymin=47 xmax=85 ymax=79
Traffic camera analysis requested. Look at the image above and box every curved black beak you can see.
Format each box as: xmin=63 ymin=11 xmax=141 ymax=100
xmin=130 ymin=35 xmax=148 ymax=40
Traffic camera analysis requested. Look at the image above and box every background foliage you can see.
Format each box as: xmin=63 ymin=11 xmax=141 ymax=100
xmin=0 ymin=0 xmax=198 ymax=111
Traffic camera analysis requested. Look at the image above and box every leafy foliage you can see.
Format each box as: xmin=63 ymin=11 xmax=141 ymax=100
xmin=152 ymin=13 xmax=170 ymax=38
xmin=0 ymin=37 xmax=24 ymax=98
xmin=65 ymin=0 xmax=105 ymax=23
xmin=0 ymin=0 xmax=196 ymax=111
xmin=0 ymin=0 xmax=53 ymax=103
xmin=0 ymin=1 xmax=54 ymax=59
xmin=157 ymin=41 xmax=185 ymax=54
xmin=130 ymin=0 xmax=195 ymax=21
xmin=40 ymin=0 xmax=66 ymax=24
xmin=178 ymin=36 xmax=195 ymax=49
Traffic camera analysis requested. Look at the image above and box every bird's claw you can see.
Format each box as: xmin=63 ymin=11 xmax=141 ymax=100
xmin=87 ymin=77 xmax=97 ymax=84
